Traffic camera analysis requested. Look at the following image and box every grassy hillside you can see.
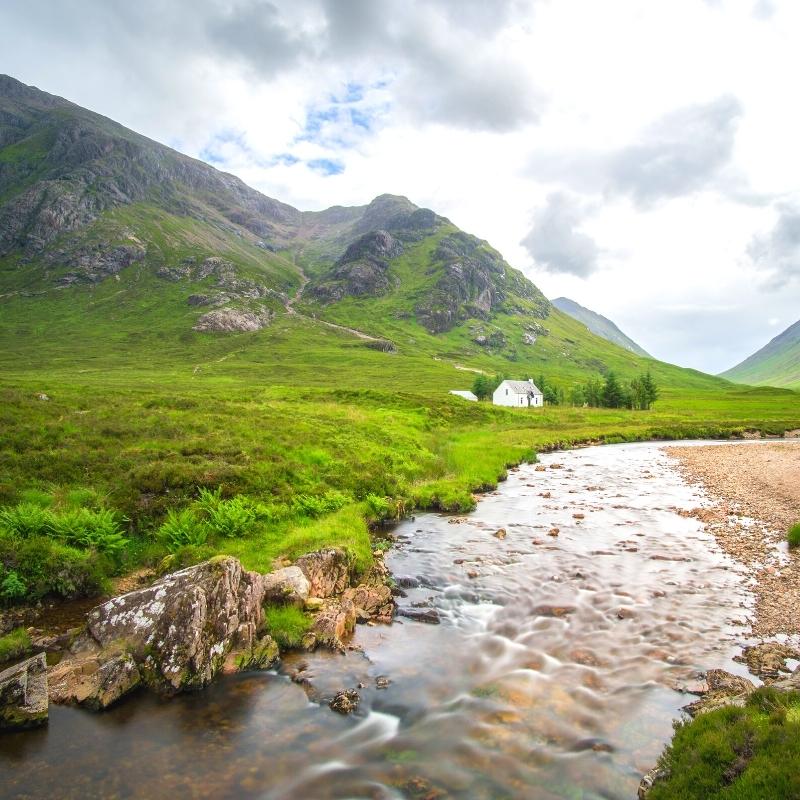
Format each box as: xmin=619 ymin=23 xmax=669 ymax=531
xmin=721 ymin=318 xmax=800 ymax=389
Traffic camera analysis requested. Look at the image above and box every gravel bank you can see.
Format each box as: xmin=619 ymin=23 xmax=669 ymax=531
xmin=665 ymin=442 xmax=800 ymax=638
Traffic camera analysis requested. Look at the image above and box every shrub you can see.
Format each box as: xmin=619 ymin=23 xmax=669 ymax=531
xmin=47 ymin=508 xmax=128 ymax=555
xmin=18 ymin=489 xmax=53 ymax=509
xmin=264 ymin=604 xmax=311 ymax=649
xmin=158 ymin=509 xmax=208 ymax=551
xmin=204 ymin=496 xmax=256 ymax=538
xmin=788 ymin=522 xmax=800 ymax=550
xmin=0 ymin=533 xmax=110 ymax=601
xmin=0 ymin=570 xmax=27 ymax=602
xmin=0 ymin=627 xmax=31 ymax=663
xmin=0 ymin=503 xmax=51 ymax=538
xmin=291 ymin=490 xmax=349 ymax=519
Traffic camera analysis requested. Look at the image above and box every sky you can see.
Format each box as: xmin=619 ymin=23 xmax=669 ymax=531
xmin=2 ymin=0 xmax=799 ymax=373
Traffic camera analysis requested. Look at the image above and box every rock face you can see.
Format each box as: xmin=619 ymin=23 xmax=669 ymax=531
xmin=415 ymin=232 xmax=550 ymax=334
xmin=295 ymin=549 xmax=351 ymax=598
xmin=310 ymin=230 xmax=403 ymax=302
xmin=0 ymin=653 xmax=48 ymax=731
xmin=49 ymin=557 xmax=274 ymax=710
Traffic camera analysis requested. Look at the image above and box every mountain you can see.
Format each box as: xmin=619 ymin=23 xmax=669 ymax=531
xmin=0 ymin=74 xmax=724 ymax=394
xmin=721 ymin=319 xmax=800 ymax=389
xmin=551 ymin=297 xmax=651 ymax=358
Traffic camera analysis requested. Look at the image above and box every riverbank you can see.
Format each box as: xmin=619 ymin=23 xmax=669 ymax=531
xmin=665 ymin=442 xmax=800 ymax=639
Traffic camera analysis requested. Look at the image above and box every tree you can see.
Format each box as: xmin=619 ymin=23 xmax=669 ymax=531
xmin=472 ymin=374 xmax=493 ymax=400
xmin=569 ymin=384 xmax=586 ymax=407
xmin=642 ymin=370 xmax=659 ymax=409
xmin=602 ymin=371 xmax=626 ymax=408
xmin=584 ymin=378 xmax=604 ymax=407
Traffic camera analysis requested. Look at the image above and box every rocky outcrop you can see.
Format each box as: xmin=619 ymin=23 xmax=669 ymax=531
xmin=0 ymin=653 xmax=48 ymax=731
xmin=416 ymin=232 xmax=550 ymax=333
xmin=49 ymin=557 xmax=274 ymax=709
xmin=733 ymin=642 xmax=800 ymax=681
xmin=52 ymin=242 xmax=146 ymax=286
xmin=192 ymin=306 xmax=272 ymax=333
xmin=309 ymin=230 xmax=403 ymax=302
xmin=295 ymin=549 xmax=351 ymax=598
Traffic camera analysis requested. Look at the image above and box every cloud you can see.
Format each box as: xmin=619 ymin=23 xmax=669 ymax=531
xmin=747 ymin=202 xmax=800 ymax=286
xmin=528 ymin=96 xmax=744 ymax=207
xmin=752 ymin=0 xmax=777 ymax=20
xmin=521 ymin=193 xmax=600 ymax=277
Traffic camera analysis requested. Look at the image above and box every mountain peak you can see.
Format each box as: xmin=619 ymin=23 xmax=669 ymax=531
xmin=552 ymin=297 xmax=651 ymax=358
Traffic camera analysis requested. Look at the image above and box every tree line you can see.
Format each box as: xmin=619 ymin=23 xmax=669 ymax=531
xmin=472 ymin=370 xmax=659 ymax=410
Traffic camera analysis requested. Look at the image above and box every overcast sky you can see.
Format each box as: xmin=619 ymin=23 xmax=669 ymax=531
xmin=3 ymin=0 xmax=799 ymax=373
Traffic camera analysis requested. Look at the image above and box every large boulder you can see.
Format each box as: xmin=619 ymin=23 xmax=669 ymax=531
xmin=46 ymin=557 xmax=268 ymax=707
xmin=308 ymin=600 xmax=357 ymax=651
xmin=86 ymin=557 xmax=265 ymax=694
xmin=0 ymin=653 xmax=48 ymax=731
xmin=295 ymin=549 xmax=351 ymax=598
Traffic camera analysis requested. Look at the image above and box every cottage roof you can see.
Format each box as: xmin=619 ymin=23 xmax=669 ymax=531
xmin=498 ymin=379 xmax=543 ymax=395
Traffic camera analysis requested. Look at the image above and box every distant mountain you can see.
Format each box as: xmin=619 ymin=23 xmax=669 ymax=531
xmin=551 ymin=297 xmax=651 ymax=358
xmin=0 ymin=74 xmax=728 ymax=394
xmin=721 ymin=319 xmax=800 ymax=389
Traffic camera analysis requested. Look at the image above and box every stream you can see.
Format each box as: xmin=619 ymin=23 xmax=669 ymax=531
xmin=0 ymin=442 xmax=760 ymax=799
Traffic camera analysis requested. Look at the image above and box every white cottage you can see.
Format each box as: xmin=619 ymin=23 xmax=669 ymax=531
xmin=449 ymin=390 xmax=478 ymax=401
xmin=493 ymin=378 xmax=543 ymax=408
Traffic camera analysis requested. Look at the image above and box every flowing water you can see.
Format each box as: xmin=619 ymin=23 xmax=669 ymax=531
xmin=0 ymin=442 xmax=759 ymax=799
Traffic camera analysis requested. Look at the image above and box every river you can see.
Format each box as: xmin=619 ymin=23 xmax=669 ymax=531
xmin=0 ymin=442 xmax=760 ymax=799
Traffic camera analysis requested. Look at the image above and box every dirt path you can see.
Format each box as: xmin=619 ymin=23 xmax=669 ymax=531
xmin=665 ymin=442 xmax=800 ymax=638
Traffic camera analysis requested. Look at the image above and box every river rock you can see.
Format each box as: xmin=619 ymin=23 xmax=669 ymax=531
xmin=341 ymin=583 xmax=394 ymax=623
xmin=308 ymin=600 xmax=356 ymax=650
xmin=78 ymin=556 xmax=265 ymax=696
xmin=733 ymin=642 xmax=800 ymax=681
xmin=295 ymin=549 xmax=351 ymax=598
xmin=638 ymin=766 xmax=669 ymax=799
xmin=48 ymin=650 xmax=141 ymax=711
xmin=262 ymin=566 xmax=310 ymax=606
xmin=329 ymin=688 xmax=360 ymax=714
xmin=0 ymin=653 xmax=48 ymax=731
xmin=398 ymin=607 xmax=441 ymax=624
xmin=232 ymin=634 xmax=279 ymax=672
xmin=682 ymin=669 xmax=755 ymax=716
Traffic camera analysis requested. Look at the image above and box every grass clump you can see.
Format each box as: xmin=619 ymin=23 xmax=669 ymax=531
xmin=0 ymin=627 xmax=32 ymax=664
xmin=787 ymin=522 xmax=800 ymax=550
xmin=264 ymin=604 xmax=311 ymax=649
xmin=650 ymin=688 xmax=800 ymax=799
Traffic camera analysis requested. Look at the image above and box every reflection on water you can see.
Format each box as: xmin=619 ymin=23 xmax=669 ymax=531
xmin=0 ymin=443 xmax=755 ymax=799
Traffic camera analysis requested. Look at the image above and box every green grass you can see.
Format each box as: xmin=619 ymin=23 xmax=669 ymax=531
xmin=264 ymin=604 xmax=312 ymax=649
xmin=788 ymin=522 xmax=800 ymax=550
xmin=0 ymin=627 xmax=32 ymax=664
xmin=650 ymin=688 xmax=800 ymax=799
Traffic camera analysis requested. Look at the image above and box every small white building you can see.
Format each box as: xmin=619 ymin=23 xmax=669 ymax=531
xmin=493 ymin=378 xmax=543 ymax=408
xmin=449 ymin=390 xmax=478 ymax=401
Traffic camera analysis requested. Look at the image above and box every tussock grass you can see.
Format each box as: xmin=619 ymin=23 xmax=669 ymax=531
xmin=650 ymin=688 xmax=800 ymax=799
xmin=788 ymin=522 xmax=800 ymax=550
xmin=264 ymin=605 xmax=311 ymax=649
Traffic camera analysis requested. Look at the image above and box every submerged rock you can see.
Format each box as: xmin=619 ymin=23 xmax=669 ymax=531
xmin=329 ymin=688 xmax=360 ymax=715
xmin=0 ymin=653 xmax=48 ymax=731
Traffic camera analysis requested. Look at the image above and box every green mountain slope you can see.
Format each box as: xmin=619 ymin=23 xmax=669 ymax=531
xmin=552 ymin=297 xmax=651 ymax=357
xmin=721 ymin=319 xmax=800 ymax=389
xmin=0 ymin=74 xmax=734 ymax=395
